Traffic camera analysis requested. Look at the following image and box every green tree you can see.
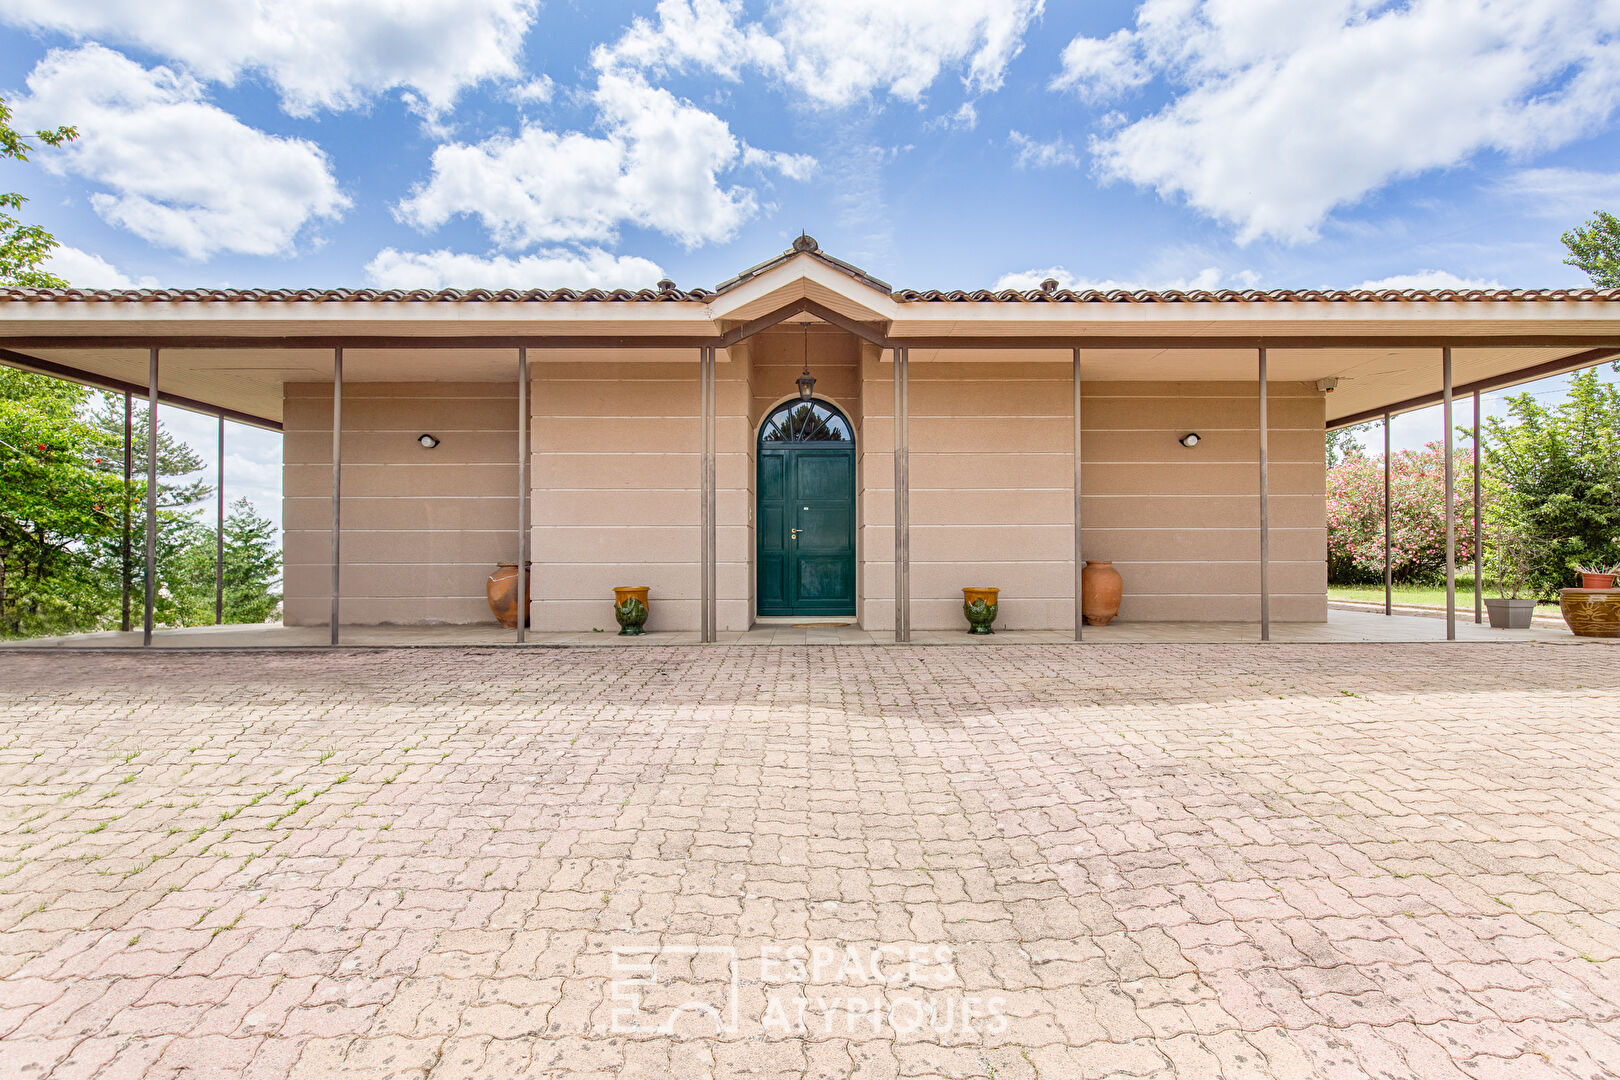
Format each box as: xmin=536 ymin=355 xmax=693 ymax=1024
xmin=1325 ymin=421 xmax=1376 ymax=468
xmin=81 ymin=396 xmax=218 ymax=626
xmin=0 ymin=370 xmax=125 ymax=636
xmin=165 ymin=499 xmax=282 ymax=626
xmin=1 ymin=96 xmax=77 ymax=287
xmin=1562 ymin=210 xmax=1620 ymax=289
xmin=1481 ymin=368 xmax=1620 ymax=596
xmin=217 ymin=499 xmax=283 ymax=624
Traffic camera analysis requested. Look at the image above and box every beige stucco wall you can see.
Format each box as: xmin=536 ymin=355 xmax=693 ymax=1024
xmin=1083 ymin=380 xmax=1325 ymax=623
xmin=860 ymin=362 xmax=1326 ymax=629
xmin=528 ymin=358 xmax=705 ymax=632
xmin=281 ymin=354 xmax=1327 ymax=631
xmin=283 ymin=381 xmax=519 ymax=626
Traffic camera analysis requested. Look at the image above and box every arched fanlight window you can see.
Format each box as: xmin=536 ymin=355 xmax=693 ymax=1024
xmin=760 ymin=399 xmax=852 ymax=443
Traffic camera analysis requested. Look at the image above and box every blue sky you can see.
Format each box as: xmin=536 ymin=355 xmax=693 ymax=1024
xmin=2 ymin=0 xmax=1618 ymax=530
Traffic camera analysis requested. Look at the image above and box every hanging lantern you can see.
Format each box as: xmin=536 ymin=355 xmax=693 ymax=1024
xmin=796 ymin=321 xmax=816 ymax=402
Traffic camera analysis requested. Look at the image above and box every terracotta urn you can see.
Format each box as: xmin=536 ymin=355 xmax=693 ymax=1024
xmin=1081 ymin=560 xmax=1123 ymax=626
xmin=962 ymin=587 xmax=999 ymax=635
xmin=613 ymin=586 xmax=651 ymax=636
xmin=1559 ymin=588 xmax=1620 ymax=638
xmin=486 ymin=563 xmax=531 ymax=629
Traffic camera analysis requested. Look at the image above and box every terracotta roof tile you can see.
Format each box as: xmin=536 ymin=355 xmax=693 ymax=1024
xmin=7 ymin=283 xmax=1617 ymax=306
xmin=0 ymin=284 xmax=713 ymax=304
xmin=890 ymin=286 xmax=1620 ymax=303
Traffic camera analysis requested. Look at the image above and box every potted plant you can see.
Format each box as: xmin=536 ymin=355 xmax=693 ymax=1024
xmin=962 ymin=587 xmax=998 ymax=634
xmin=1483 ymin=526 xmax=1537 ymax=629
xmin=1561 ymin=559 xmax=1620 ymax=638
xmin=613 ymin=586 xmax=650 ymax=635
xmin=1575 ymin=563 xmax=1619 ymax=590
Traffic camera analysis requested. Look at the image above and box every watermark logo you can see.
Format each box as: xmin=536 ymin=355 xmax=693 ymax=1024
xmin=609 ymin=942 xmax=1005 ymax=1038
xmin=611 ymin=945 xmax=741 ymax=1036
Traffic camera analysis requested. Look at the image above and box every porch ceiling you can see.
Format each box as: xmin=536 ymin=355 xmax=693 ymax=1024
xmin=3 ymin=338 xmax=1607 ymax=432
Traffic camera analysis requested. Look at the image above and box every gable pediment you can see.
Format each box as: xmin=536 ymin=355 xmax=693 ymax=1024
xmin=707 ymin=247 xmax=898 ymax=328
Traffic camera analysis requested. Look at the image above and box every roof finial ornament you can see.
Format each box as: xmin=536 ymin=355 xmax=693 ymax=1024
xmin=1040 ymin=278 xmax=1059 ymax=295
xmin=656 ymin=278 xmax=676 ymax=292
xmin=792 ymin=231 xmax=818 ymax=253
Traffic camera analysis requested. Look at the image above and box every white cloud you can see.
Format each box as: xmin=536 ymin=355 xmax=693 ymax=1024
xmin=505 ymin=76 xmax=555 ymax=105
xmin=1355 ymin=270 xmax=1501 ymax=291
xmin=41 ymin=245 xmax=157 ymax=289
xmin=365 ymin=247 xmax=664 ymax=290
xmin=397 ymin=73 xmax=811 ymax=249
xmin=995 ymin=265 xmax=1256 ymax=291
xmin=595 ymin=0 xmax=1045 ymax=108
xmin=596 ymin=0 xmax=784 ymax=82
xmin=929 ymin=102 xmax=979 ymax=131
xmin=1008 ymin=130 xmax=1079 ymax=169
xmin=1056 ymin=0 xmax=1620 ymax=244
xmin=12 ymin=46 xmax=348 ymax=259
xmin=1496 ymin=167 xmax=1620 ymax=219
xmin=0 ymin=0 xmax=538 ymax=117
xmin=1050 ymin=29 xmax=1149 ymax=100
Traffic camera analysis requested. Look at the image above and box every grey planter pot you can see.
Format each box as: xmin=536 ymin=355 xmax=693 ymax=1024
xmin=1484 ymin=597 xmax=1535 ymax=629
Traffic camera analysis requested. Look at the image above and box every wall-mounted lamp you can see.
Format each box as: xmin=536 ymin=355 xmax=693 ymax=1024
xmin=1179 ymin=433 xmax=1201 ymax=447
xmin=418 ymin=433 xmax=440 ymax=449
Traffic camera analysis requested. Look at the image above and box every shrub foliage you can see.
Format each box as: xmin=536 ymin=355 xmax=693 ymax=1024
xmin=1327 ymin=441 xmax=1476 ymax=585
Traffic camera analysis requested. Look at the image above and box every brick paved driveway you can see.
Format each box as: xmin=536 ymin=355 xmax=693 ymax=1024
xmin=2 ymin=644 xmax=1618 ymax=1079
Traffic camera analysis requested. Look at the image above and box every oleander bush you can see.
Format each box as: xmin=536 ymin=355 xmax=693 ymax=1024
xmin=1327 ymin=441 xmax=1476 ymax=585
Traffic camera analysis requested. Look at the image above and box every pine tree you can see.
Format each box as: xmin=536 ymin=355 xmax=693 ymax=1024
xmin=220 ymin=499 xmax=282 ymax=624
xmin=83 ymin=394 xmax=216 ymax=627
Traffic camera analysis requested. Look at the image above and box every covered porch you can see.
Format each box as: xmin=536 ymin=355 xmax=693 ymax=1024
xmin=2 ymin=238 xmax=1616 ymax=648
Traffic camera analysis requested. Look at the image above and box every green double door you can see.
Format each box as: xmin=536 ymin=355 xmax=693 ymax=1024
xmin=756 ymin=445 xmax=856 ymax=617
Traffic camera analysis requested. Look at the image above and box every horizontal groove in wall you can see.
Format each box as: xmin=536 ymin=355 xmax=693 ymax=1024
xmin=1071 ymin=492 xmax=1324 ymax=499
xmin=290 ymin=595 xmax=491 ymax=602
xmin=285 ymin=497 xmax=516 ymax=504
xmin=1079 ymin=525 xmax=1320 ymax=532
xmin=284 ymin=427 xmax=520 ymax=435
xmin=288 ymin=393 xmax=518 ymax=401
xmin=285 ymin=561 xmax=528 ymax=569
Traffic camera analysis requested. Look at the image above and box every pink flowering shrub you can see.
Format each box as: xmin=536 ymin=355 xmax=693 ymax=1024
xmin=1327 ymin=442 xmax=1476 ymax=584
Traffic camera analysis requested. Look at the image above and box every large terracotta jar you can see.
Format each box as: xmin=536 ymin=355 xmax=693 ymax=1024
xmin=486 ymin=564 xmax=531 ymax=629
xmin=1081 ymin=560 xmax=1122 ymax=626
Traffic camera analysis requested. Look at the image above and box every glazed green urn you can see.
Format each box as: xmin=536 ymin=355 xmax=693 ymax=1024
xmin=962 ymin=587 xmax=998 ymax=635
xmin=613 ymin=586 xmax=650 ymax=636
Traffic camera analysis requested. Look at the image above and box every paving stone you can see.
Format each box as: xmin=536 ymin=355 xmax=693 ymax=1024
xmin=0 ymin=642 xmax=1617 ymax=1078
